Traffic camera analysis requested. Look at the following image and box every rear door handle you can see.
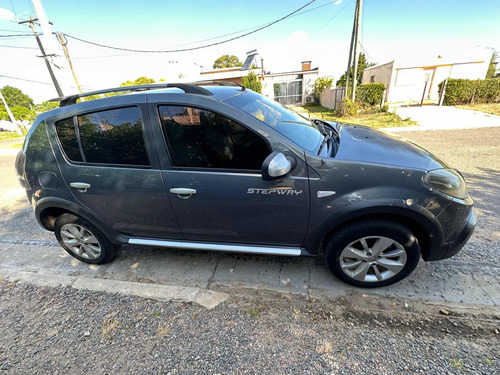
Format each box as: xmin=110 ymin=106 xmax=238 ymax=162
xmin=170 ymin=188 xmax=196 ymax=199
xmin=70 ymin=182 xmax=91 ymax=193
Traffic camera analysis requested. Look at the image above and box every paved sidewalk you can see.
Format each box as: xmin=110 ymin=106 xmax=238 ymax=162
xmin=1 ymin=240 xmax=499 ymax=309
xmin=384 ymin=105 xmax=500 ymax=132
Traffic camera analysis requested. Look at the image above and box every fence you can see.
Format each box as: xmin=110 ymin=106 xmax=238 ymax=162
xmin=320 ymin=88 xmax=345 ymax=110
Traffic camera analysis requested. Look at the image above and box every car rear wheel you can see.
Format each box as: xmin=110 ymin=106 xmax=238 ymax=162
xmin=54 ymin=214 xmax=117 ymax=264
xmin=324 ymin=220 xmax=421 ymax=288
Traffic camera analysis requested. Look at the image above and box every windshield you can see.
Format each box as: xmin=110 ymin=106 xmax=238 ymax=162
xmin=223 ymin=90 xmax=323 ymax=152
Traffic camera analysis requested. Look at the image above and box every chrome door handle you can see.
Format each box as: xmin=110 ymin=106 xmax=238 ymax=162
xmin=70 ymin=182 xmax=91 ymax=193
xmin=170 ymin=188 xmax=196 ymax=199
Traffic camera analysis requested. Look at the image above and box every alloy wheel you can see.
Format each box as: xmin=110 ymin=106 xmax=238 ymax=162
xmin=339 ymin=236 xmax=407 ymax=283
xmin=60 ymin=223 xmax=102 ymax=260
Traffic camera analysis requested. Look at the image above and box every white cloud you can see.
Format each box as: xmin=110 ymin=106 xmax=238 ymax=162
xmin=0 ymin=8 xmax=15 ymax=21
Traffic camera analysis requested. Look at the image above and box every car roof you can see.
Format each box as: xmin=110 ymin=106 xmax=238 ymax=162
xmin=49 ymin=82 xmax=245 ymax=107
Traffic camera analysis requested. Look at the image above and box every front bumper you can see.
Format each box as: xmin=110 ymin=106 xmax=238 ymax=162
xmin=442 ymin=207 xmax=477 ymax=259
xmin=425 ymin=204 xmax=476 ymax=261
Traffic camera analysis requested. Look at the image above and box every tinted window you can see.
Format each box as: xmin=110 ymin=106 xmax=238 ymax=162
xmin=223 ymin=90 xmax=323 ymax=152
xmin=159 ymin=106 xmax=270 ymax=170
xmin=77 ymin=107 xmax=149 ymax=165
xmin=55 ymin=117 xmax=83 ymax=162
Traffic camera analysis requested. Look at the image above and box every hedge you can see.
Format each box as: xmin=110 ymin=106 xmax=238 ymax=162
xmin=438 ymin=78 xmax=500 ymax=105
xmin=356 ymin=82 xmax=386 ymax=106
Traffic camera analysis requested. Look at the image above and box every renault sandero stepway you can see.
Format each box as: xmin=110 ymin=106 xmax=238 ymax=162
xmin=15 ymin=83 xmax=476 ymax=287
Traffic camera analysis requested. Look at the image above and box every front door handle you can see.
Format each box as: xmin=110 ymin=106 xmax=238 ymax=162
xmin=170 ymin=188 xmax=196 ymax=199
xmin=70 ymin=182 xmax=91 ymax=193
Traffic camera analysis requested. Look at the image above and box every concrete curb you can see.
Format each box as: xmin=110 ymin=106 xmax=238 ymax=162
xmin=0 ymin=266 xmax=229 ymax=309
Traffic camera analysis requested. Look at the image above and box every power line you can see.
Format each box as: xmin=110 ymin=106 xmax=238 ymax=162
xmin=0 ymin=44 xmax=38 ymax=49
xmin=0 ymin=33 xmax=39 ymax=37
xmin=0 ymin=74 xmax=53 ymax=86
xmin=63 ymin=0 xmax=317 ymax=53
xmin=313 ymin=0 xmax=354 ymax=36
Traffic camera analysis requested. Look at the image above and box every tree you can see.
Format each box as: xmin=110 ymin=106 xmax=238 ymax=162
xmin=313 ymin=76 xmax=334 ymax=96
xmin=336 ymin=53 xmax=374 ymax=87
xmin=241 ymin=72 xmax=262 ymax=93
xmin=486 ymin=49 xmax=498 ymax=79
xmin=35 ymin=100 xmax=59 ymax=114
xmin=0 ymin=86 xmax=34 ymax=109
xmin=213 ymin=55 xmax=243 ymax=69
xmin=120 ymin=76 xmax=156 ymax=87
xmin=0 ymin=105 xmax=35 ymax=122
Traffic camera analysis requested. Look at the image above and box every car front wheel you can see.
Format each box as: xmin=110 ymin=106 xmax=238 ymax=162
xmin=324 ymin=220 xmax=421 ymax=288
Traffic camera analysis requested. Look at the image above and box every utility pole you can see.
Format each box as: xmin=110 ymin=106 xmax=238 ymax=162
xmin=0 ymin=90 xmax=23 ymax=136
xmin=351 ymin=0 xmax=363 ymax=102
xmin=344 ymin=0 xmax=358 ymax=100
xmin=19 ymin=18 xmax=63 ymax=97
xmin=57 ymin=32 xmax=83 ymax=93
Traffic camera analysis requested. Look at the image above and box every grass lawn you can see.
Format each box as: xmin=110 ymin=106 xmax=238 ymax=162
xmin=455 ymin=103 xmax=500 ymax=116
xmin=291 ymin=105 xmax=418 ymax=128
xmin=0 ymin=131 xmax=25 ymax=142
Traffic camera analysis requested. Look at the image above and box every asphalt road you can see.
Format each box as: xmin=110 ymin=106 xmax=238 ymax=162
xmin=0 ymin=127 xmax=499 ymax=373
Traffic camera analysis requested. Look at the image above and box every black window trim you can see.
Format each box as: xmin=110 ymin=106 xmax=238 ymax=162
xmin=54 ymin=105 xmax=153 ymax=169
xmin=156 ymin=103 xmax=272 ymax=173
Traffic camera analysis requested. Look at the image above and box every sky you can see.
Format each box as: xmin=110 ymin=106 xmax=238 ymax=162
xmin=0 ymin=0 xmax=499 ymax=103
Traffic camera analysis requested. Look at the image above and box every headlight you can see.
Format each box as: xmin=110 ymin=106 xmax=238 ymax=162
xmin=423 ymin=169 xmax=468 ymax=199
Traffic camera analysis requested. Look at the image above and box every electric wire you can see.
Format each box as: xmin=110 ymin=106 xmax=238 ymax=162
xmin=313 ymin=0 xmax=353 ymax=36
xmin=63 ymin=0 xmax=317 ymax=53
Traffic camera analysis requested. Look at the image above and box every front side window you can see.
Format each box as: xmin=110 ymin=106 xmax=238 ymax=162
xmin=55 ymin=107 xmax=149 ymax=166
xmin=159 ymin=106 xmax=270 ymax=170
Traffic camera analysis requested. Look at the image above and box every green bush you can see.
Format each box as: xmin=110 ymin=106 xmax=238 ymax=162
xmin=313 ymin=76 xmax=334 ymax=95
xmin=438 ymin=78 xmax=500 ymax=105
xmin=356 ymin=83 xmax=386 ymax=106
xmin=242 ymin=72 xmax=262 ymax=93
xmin=337 ymin=98 xmax=359 ymax=117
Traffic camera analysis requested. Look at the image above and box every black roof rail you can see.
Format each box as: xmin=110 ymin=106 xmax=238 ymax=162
xmin=50 ymin=83 xmax=214 ymax=107
xmin=196 ymin=80 xmax=246 ymax=90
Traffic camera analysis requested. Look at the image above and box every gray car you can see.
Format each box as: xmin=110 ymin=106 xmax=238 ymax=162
xmin=15 ymin=83 xmax=476 ymax=287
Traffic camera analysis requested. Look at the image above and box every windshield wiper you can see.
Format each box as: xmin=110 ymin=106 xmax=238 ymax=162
xmin=317 ymin=132 xmax=332 ymax=155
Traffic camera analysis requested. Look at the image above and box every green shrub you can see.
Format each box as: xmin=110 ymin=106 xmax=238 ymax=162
xmin=356 ymin=83 xmax=386 ymax=106
xmin=337 ymin=98 xmax=359 ymax=117
xmin=438 ymin=78 xmax=500 ymax=105
xmin=313 ymin=76 xmax=334 ymax=96
xmin=242 ymin=72 xmax=262 ymax=93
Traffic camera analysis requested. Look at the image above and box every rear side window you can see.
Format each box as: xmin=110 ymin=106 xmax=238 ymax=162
xmin=55 ymin=107 xmax=149 ymax=166
xmin=55 ymin=118 xmax=83 ymax=162
xmin=158 ymin=105 xmax=270 ymax=170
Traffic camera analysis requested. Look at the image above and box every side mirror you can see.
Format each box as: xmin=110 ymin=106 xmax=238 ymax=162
xmin=261 ymin=152 xmax=293 ymax=180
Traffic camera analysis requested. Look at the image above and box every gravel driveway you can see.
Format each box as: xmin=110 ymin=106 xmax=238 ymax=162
xmin=0 ymin=127 xmax=499 ymax=374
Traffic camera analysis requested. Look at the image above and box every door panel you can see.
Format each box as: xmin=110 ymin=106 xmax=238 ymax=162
xmin=163 ymin=170 xmax=309 ymax=245
xmin=49 ymin=101 xmax=183 ymax=239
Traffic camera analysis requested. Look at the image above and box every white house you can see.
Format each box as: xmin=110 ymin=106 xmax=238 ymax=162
xmin=196 ymin=52 xmax=319 ymax=105
xmin=362 ymin=50 xmax=492 ymax=104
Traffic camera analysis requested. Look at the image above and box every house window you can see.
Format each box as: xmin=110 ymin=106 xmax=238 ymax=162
xmin=370 ymin=75 xmax=375 ymax=83
xmin=273 ymin=80 xmax=303 ymax=105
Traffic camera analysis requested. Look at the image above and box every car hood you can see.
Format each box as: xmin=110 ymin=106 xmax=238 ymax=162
xmin=331 ymin=123 xmax=448 ymax=170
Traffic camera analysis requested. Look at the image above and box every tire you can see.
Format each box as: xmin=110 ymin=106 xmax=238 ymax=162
xmin=324 ymin=220 xmax=420 ymax=288
xmin=54 ymin=214 xmax=118 ymax=264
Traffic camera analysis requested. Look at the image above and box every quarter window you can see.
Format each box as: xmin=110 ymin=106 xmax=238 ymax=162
xmin=55 ymin=117 xmax=83 ymax=162
xmin=55 ymin=107 xmax=149 ymax=166
xmin=159 ymin=106 xmax=270 ymax=170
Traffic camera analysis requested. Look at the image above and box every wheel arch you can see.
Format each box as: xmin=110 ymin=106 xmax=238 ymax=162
xmin=35 ymin=197 xmax=126 ymax=244
xmin=304 ymin=199 xmax=445 ymax=260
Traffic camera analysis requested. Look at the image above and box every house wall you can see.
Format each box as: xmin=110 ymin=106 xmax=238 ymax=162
xmin=262 ymin=71 xmax=318 ymax=105
xmin=362 ymin=62 xmax=394 ymax=102
xmin=386 ymin=61 xmax=490 ymax=104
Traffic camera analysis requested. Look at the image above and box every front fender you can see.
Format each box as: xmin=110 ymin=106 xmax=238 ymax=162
xmin=303 ymin=198 xmax=445 ymax=256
